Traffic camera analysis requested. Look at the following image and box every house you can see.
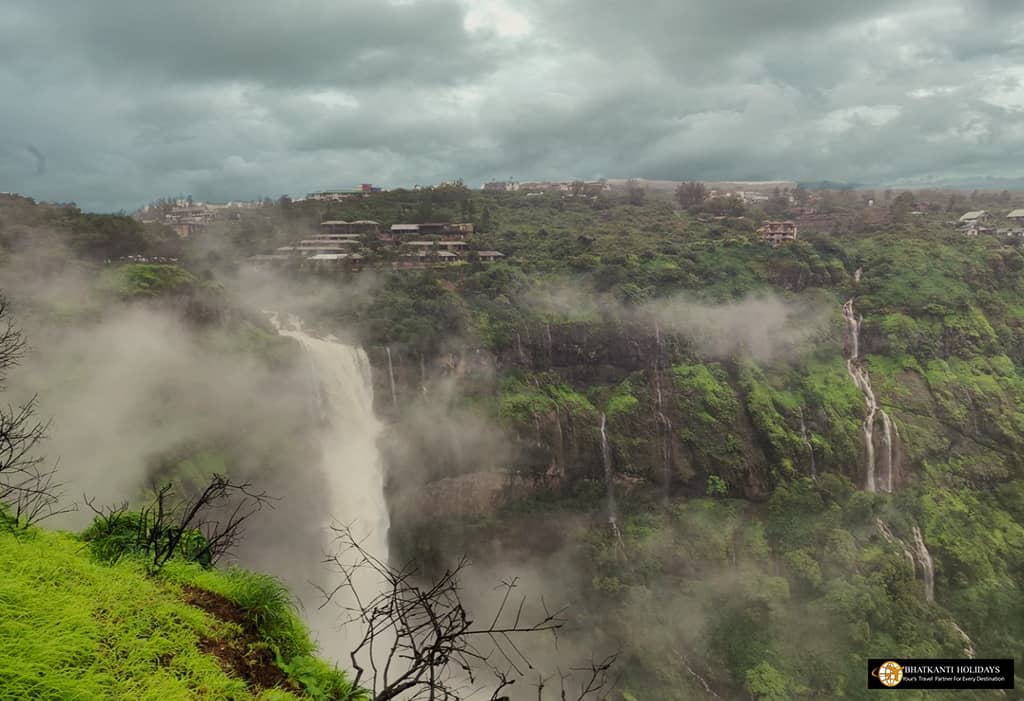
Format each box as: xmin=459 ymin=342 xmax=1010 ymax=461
xmin=483 ymin=180 xmax=519 ymax=192
xmin=1007 ymin=209 xmax=1024 ymax=226
xmin=477 ymin=251 xmax=504 ymax=263
xmin=320 ymin=220 xmax=380 ymax=236
xmin=403 ymin=240 xmax=467 ymax=253
xmin=305 ymin=252 xmax=366 ymax=272
xmin=757 ymin=220 xmax=798 ymax=245
xmin=958 ymin=211 xmax=994 ymax=235
xmin=386 ymin=222 xmax=473 ymax=241
xmin=959 ymin=211 xmax=990 ymax=226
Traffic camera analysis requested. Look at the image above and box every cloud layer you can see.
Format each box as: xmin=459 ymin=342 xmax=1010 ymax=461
xmin=2 ymin=0 xmax=1024 ymax=210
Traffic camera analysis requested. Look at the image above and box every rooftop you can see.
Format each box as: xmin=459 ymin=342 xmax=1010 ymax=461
xmin=959 ymin=210 xmax=988 ymax=222
xmin=308 ymin=253 xmax=349 ymax=261
xmin=1008 ymin=209 xmax=1024 ymax=219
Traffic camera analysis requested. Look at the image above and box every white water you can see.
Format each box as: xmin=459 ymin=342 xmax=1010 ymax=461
xmin=951 ymin=621 xmax=976 ymax=657
xmin=799 ymin=407 xmax=816 ymax=476
xmin=385 ymin=346 xmax=398 ymax=410
xmin=599 ymin=413 xmax=622 ymax=542
xmin=912 ymin=526 xmax=935 ymax=602
xmin=842 ymin=298 xmax=896 ymax=493
xmin=270 ymin=314 xmax=391 ymax=666
xmin=652 ymin=321 xmax=673 ymax=495
xmin=876 ymin=519 xmax=916 ymax=572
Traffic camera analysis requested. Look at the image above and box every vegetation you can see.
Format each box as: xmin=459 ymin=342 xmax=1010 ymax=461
xmin=0 ymin=526 xmax=362 ymax=700
xmin=4 ymin=185 xmax=1024 ymax=697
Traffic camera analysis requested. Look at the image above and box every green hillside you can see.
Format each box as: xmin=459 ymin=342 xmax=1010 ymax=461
xmin=0 ymin=526 xmax=361 ymax=701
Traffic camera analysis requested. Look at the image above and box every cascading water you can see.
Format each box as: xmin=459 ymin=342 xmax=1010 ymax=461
xmin=843 ymin=298 xmax=897 ymax=493
xmin=799 ymin=406 xmax=816 ymax=476
xmin=877 ymin=519 xmax=938 ymax=604
xmin=876 ymin=519 xmax=916 ymax=572
xmin=880 ymin=411 xmax=896 ymax=493
xmin=269 ymin=314 xmax=390 ymax=665
xmin=385 ymin=346 xmax=398 ymax=410
xmin=652 ymin=321 xmax=673 ymax=496
xmin=912 ymin=525 xmax=935 ymax=602
xmin=599 ymin=413 xmax=622 ymax=542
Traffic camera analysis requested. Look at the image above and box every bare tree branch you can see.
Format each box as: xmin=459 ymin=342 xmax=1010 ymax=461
xmin=323 ymin=524 xmax=614 ymax=700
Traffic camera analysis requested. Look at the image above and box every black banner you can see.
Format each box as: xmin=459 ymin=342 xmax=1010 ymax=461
xmin=868 ymin=659 xmax=1014 ymax=689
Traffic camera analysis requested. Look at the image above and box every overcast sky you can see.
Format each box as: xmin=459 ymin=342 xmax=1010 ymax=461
xmin=2 ymin=0 xmax=1023 ymax=211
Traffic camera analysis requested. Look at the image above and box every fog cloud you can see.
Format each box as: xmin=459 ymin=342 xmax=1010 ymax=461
xmin=3 ymin=1 xmax=1024 ymax=210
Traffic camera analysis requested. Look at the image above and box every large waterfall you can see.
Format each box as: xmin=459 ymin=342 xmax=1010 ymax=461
xmin=842 ymin=298 xmax=896 ymax=492
xmin=270 ymin=314 xmax=390 ymax=665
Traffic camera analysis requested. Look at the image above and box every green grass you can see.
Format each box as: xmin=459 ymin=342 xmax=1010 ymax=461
xmin=0 ymin=527 xmax=362 ymax=701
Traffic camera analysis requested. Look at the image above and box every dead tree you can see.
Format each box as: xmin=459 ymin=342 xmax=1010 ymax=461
xmin=0 ymin=295 xmax=70 ymax=528
xmin=84 ymin=474 xmax=273 ymax=568
xmin=321 ymin=525 xmax=616 ymax=701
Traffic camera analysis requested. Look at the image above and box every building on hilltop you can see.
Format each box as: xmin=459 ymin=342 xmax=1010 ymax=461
xmin=959 ymin=210 xmax=990 ymax=226
xmin=319 ymin=220 xmax=380 ymax=236
xmin=483 ymin=180 xmax=519 ymax=192
xmin=959 ymin=211 xmax=994 ymax=236
xmin=384 ymin=222 xmax=473 ymax=242
xmin=757 ymin=220 xmax=798 ymax=245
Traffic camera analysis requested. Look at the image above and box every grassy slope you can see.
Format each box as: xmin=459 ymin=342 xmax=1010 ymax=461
xmin=0 ymin=527 xmax=354 ymax=701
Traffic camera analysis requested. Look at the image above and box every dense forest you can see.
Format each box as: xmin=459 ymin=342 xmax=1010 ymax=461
xmin=1 ymin=185 xmax=1022 ymax=699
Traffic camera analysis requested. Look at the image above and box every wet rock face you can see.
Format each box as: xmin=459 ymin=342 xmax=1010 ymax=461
xmin=496 ymin=321 xmax=669 ymax=377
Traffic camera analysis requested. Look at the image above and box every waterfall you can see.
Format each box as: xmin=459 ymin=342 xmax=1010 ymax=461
xmin=679 ymin=653 xmax=721 ymax=699
xmin=880 ymin=411 xmax=895 ymax=493
xmin=599 ymin=413 xmax=622 ymax=542
xmin=854 ymin=267 xmax=863 ymax=283
xmin=912 ymin=526 xmax=935 ymax=602
xmin=652 ymin=321 xmax=673 ymax=496
xmin=843 ymin=298 xmax=897 ymax=493
xmin=877 ymin=520 xmax=937 ymax=603
xmin=270 ymin=314 xmax=390 ymax=666
xmin=950 ymin=621 xmax=976 ymax=658
xmin=799 ymin=407 xmax=816 ymax=476
xmin=876 ymin=519 xmax=916 ymax=572
xmin=516 ymin=331 xmax=526 ymax=364
xmin=385 ymin=346 xmax=398 ymax=411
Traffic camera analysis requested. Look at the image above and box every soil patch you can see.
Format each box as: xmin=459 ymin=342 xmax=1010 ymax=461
xmin=183 ymin=585 xmax=299 ymax=693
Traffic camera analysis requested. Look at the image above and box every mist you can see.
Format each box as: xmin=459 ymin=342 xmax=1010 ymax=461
xmin=521 ymin=278 xmax=832 ymax=363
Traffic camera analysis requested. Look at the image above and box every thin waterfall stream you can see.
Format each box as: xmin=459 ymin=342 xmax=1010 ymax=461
xmin=599 ymin=412 xmax=623 ymax=543
xmin=842 ymin=297 xmax=897 ymax=493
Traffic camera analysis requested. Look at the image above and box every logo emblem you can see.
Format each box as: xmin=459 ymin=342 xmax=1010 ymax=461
xmin=873 ymin=661 xmax=904 ymax=687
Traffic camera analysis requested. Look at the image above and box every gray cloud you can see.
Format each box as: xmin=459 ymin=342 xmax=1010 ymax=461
xmin=2 ymin=0 xmax=1024 ymax=210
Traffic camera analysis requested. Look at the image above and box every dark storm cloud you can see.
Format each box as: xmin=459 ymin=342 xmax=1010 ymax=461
xmin=1 ymin=0 xmax=1023 ymax=210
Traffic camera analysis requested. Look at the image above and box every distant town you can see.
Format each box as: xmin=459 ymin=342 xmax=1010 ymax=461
xmin=131 ymin=178 xmax=1024 ymax=272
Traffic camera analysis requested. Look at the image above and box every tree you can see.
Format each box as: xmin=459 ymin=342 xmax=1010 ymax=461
xmin=626 ymin=180 xmax=646 ymax=206
xmin=322 ymin=525 xmax=616 ymax=701
xmin=675 ymin=181 xmax=707 ymax=209
xmin=0 ymin=296 xmax=68 ymax=528
xmin=792 ymin=184 xmax=810 ymax=207
xmin=479 ymin=206 xmax=492 ymax=233
xmin=83 ymin=474 xmax=273 ymax=569
xmin=890 ymin=191 xmax=915 ymax=223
